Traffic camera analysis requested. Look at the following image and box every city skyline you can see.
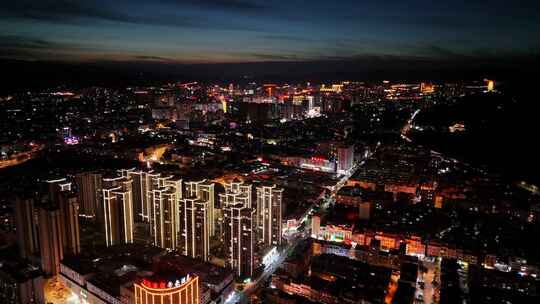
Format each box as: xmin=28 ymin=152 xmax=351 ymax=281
xmin=0 ymin=2 xmax=539 ymax=303
xmin=1 ymin=79 xmax=539 ymax=304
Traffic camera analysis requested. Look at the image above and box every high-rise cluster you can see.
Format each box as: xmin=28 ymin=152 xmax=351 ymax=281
xmin=256 ymin=185 xmax=283 ymax=247
xmin=25 ymin=170 xmax=283 ymax=284
xmin=117 ymin=170 xmax=216 ymax=263
xmin=39 ymin=178 xmax=80 ymax=276
xmin=75 ymin=171 xmax=102 ymax=221
xmin=221 ymin=180 xmax=283 ymax=278
xmin=102 ymin=175 xmax=134 ymax=246
xmin=221 ymin=181 xmax=255 ymax=278
xmin=179 ymin=197 xmax=210 ymax=261
xmin=176 ymin=180 xmax=213 ymax=262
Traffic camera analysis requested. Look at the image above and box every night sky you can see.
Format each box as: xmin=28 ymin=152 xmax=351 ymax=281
xmin=2 ymin=0 xmax=540 ymax=64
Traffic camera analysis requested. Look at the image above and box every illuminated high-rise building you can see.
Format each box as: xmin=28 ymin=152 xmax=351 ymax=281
xmin=46 ymin=178 xmax=72 ymax=202
xmin=150 ymin=187 xmax=179 ymax=251
xmin=38 ymin=206 xmax=62 ymax=276
xmin=336 ymin=144 xmax=354 ymax=174
xmin=256 ymin=185 xmax=283 ymax=247
xmin=163 ymin=177 xmax=183 ymax=200
xmin=46 ymin=178 xmax=80 ymax=256
xmin=58 ymin=192 xmax=80 ymax=255
xmin=222 ymin=180 xmax=252 ymax=208
xmin=13 ymin=197 xmax=39 ymax=259
xmin=102 ymin=176 xmax=134 ymax=246
xmin=38 ymin=178 xmax=80 ymax=276
xmin=185 ymin=180 xmax=215 ymax=236
xmin=220 ymin=180 xmax=256 ymax=277
xmin=219 ymin=191 xmax=250 ymax=210
xmin=145 ymin=174 xmax=174 ymax=222
xmin=134 ymin=273 xmax=199 ymax=304
xmin=125 ymin=170 xmax=184 ymax=250
xmin=179 ymin=198 xmax=210 ymax=261
xmin=119 ymin=169 xmax=160 ymax=223
xmin=225 ymin=180 xmax=252 ymax=197
xmin=223 ymin=204 xmax=255 ymax=278
xmin=75 ymin=171 xmax=102 ymax=222
xmin=147 ymin=175 xmax=183 ymax=249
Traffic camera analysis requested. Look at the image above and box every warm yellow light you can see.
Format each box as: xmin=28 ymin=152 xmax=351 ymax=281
xmin=222 ymin=100 xmax=228 ymax=113
xmin=134 ymin=276 xmax=199 ymax=304
xmin=487 ymin=80 xmax=494 ymax=92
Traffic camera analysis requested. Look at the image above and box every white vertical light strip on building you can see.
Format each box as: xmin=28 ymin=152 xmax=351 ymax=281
xmin=123 ymin=192 xmax=128 ymax=244
xmin=139 ymin=172 xmax=145 ymax=221
xmin=190 ymin=199 xmax=195 ymax=258
xmin=152 ymin=190 xmax=158 ymax=246
xmin=128 ymin=190 xmax=133 ymax=243
xmin=204 ymin=204 xmax=208 ymax=260
xmin=173 ymin=192 xmax=179 ymax=251
xmin=237 ymin=207 xmax=242 ymax=277
xmin=183 ymin=199 xmax=187 ymax=255
xmin=103 ymin=189 xmax=110 ymax=246
xmin=250 ymin=210 xmax=253 ymax=276
xmin=159 ymin=192 xmax=164 ymax=248
xmin=267 ymin=188 xmax=271 ymax=245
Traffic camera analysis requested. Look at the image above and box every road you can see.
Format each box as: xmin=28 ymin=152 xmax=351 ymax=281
xmin=0 ymin=143 xmax=44 ymax=169
xmin=415 ymin=257 xmax=441 ymax=304
xmin=224 ymin=148 xmax=375 ymax=304
xmin=401 ymin=109 xmax=420 ymax=143
xmin=225 ymin=235 xmax=305 ymax=304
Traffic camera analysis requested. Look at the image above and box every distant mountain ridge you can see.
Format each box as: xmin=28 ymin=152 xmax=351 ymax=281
xmin=409 ymin=92 xmax=539 ymax=183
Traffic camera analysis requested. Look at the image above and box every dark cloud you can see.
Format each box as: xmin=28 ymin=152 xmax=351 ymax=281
xmin=0 ymin=0 xmax=263 ymax=31
xmin=0 ymin=1 xmax=134 ymax=23
xmin=260 ymin=35 xmax=317 ymax=43
xmin=422 ymin=45 xmax=540 ymax=60
xmin=424 ymin=46 xmax=469 ymax=59
xmin=248 ymin=53 xmax=302 ymax=61
xmin=0 ymin=35 xmax=140 ymax=62
xmin=391 ymin=15 xmax=468 ymax=29
xmin=132 ymin=55 xmax=176 ymax=62
xmin=165 ymin=0 xmax=268 ymax=11
xmin=0 ymin=35 xmax=57 ymax=50
xmin=0 ymin=35 xmax=92 ymax=52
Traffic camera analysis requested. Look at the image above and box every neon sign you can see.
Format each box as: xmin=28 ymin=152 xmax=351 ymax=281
xmin=64 ymin=136 xmax=80 ymax=145
xmin=141 ymin=274 xmax=190 ymax=290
